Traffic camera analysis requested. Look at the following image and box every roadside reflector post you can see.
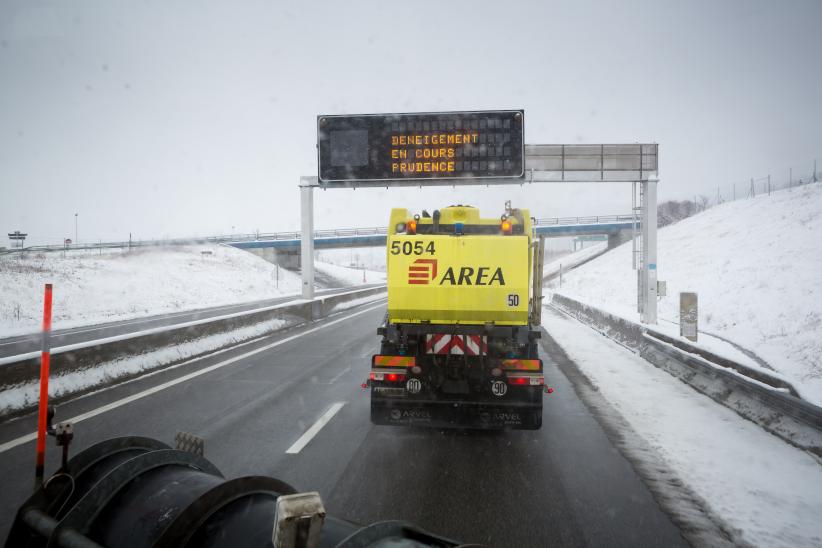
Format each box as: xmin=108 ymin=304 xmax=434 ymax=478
xmin=35 ymin=283 xmax=53 ymax=488
xmin=680 ymin=292 xmax=698 ymax=342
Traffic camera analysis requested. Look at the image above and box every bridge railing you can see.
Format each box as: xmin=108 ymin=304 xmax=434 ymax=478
xmin=1 ymin=217 xmax=633 ymax=255
xmin=534 ymin=215 xmax=635 ymax=226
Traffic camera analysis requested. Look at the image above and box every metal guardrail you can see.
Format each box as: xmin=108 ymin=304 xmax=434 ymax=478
xmin=1 ymin=215 xmax=633 ymax=255
xmin=534 ymin=214 xmax=635 ymax=226
xmin=549 ymin=293 xmax=822 ymax=457
xmin=0 ymin=286 xmax=387 ymax=418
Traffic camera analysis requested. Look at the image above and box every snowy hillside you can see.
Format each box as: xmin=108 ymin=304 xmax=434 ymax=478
xmin=0 ymin=244 xmax=383 ymax=336
xmin=543 ymin=243 xmax=606 ymax=280
xmin=551 ymin=182 xmax=822 ymax=405
xmin=317 ymin=247 xmax=387 ymax=272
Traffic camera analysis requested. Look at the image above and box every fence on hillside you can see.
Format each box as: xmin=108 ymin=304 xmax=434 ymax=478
xmin=712 ymin=159 xmax=819 ymax=206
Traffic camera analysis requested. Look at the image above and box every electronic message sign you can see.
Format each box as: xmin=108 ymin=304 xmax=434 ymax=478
xmin=317 ymin=110 xmax=524 ymax=183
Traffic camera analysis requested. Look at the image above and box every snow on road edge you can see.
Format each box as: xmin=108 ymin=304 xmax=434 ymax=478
xmin=542 ymin=307 xmax=822 ymax=548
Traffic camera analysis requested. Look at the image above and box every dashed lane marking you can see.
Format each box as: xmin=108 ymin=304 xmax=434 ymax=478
xmin=0 ymin=302 xmax=385 ymax=455
xmin=285 ymin=402 xmax=346 ymax=454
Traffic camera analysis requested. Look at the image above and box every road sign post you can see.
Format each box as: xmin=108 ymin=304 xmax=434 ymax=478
xmin=8 ymin=231 xmax=27 ymax=252
xmin=680 ymin=292 xmax=698 ymax=342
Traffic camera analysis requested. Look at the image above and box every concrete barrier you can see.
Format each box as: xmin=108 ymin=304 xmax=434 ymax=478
xmin=549 ymin=293 xmax=822 ymax=457
xmin=0 ymin=286 xmax=386 ymax=410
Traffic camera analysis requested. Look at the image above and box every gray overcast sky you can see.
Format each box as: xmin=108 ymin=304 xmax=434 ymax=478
xmin=1 ymin=0 xmax=820 ymax=245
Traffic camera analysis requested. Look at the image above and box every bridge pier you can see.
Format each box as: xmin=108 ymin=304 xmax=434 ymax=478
xmin=607 ymin=230 xmax=633 ymax=249
xmin=245 ymin=247 xmax=301 ymax=269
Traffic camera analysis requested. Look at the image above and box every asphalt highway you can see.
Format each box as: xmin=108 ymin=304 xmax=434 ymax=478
xmin=0 ymin=285 xmax=381 ymax=358
xmin=0 ymin=301 xmax=689 ymax=547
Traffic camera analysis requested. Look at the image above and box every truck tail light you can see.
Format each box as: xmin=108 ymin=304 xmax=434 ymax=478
xmin=370 ymin=370 xmax=406 ymax=383
xmin=501 ymin=220 xmax=512 ymax=234
xmin=507 ymin=375 xmax=544 ymax=386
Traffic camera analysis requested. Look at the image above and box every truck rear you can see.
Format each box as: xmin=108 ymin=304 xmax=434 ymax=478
xmin=370 ymin=204 xmax=545 ymax=429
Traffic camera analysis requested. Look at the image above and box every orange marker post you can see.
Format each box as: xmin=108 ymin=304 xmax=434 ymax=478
xmin=35 ymin=283 xmax=53 ymax=487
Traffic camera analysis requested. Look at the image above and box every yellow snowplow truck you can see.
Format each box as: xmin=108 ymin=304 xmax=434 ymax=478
xmin=370 ymin=203 xmax=546 ymax=429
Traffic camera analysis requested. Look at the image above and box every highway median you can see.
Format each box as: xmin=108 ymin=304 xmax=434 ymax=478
xmin=0 ymin=286 xmax=386 ymax=420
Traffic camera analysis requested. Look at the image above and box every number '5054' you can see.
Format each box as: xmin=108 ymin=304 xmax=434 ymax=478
xmin=390 ymin=241 xmax=436 ymax=255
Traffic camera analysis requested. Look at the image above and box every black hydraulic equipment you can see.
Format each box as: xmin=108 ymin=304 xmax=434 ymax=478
xmin=6 ymin=411 xmax=480 ymax=548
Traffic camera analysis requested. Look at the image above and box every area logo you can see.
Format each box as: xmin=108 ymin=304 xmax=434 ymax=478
xmin=408 ymin=259 xmax=438 ymax=285
xmin=408 ymin=259 xmax=505 ymax=286
xmin=439 ymin=266 xmax=505 ymax=286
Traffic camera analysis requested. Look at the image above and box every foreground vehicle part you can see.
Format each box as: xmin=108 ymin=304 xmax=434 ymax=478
xmin=6 ymin=435 xmax=479 ymax=548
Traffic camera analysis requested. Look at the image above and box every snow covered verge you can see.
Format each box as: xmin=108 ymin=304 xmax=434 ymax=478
xmin=543 ymin=308 xmax=822 ymax=548
xmin=316 ymin=247 xmax=387 ymax=272
xmin=550 ymin=182 xmax=822 ymax=405
xmin=314 ymin=260 xmax=386 ymax=286
xmin=0 ymin=244 xmax=380 ymax=337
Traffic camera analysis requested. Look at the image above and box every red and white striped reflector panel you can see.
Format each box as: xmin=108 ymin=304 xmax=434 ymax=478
xmin=425 ymin=334 xmax=487 ymax=356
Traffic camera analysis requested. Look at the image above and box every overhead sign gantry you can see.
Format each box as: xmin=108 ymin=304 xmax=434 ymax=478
xmin=302 ymin=110 xmax=660 ymax=323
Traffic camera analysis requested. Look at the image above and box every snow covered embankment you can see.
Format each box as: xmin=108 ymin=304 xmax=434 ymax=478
xmin=0 ymin=244 xmax=384 ymax=337
xmin=551 ymin=182 xmax=822 ymax=406
xmin=543 ymin=243 xmax=607 ymax=281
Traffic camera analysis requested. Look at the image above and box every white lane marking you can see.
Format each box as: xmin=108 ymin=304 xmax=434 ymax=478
xmin=0 ymin=432 xmax=37 ymax=454
xmin=0 ymin=301 xmax=386 ymax=455
xmin=285 ymin=402 xmax=346 ymax=454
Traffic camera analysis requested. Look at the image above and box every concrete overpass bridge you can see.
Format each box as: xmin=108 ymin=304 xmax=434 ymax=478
xmin=231 ymin=214 xmax=637 ymax=267
xmin=3 ymin=214 xmax=636 ymax=268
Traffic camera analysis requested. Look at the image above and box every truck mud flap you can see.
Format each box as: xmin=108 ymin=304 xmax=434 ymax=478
xmin=371 ymin=400 xmax=542 ymax=430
